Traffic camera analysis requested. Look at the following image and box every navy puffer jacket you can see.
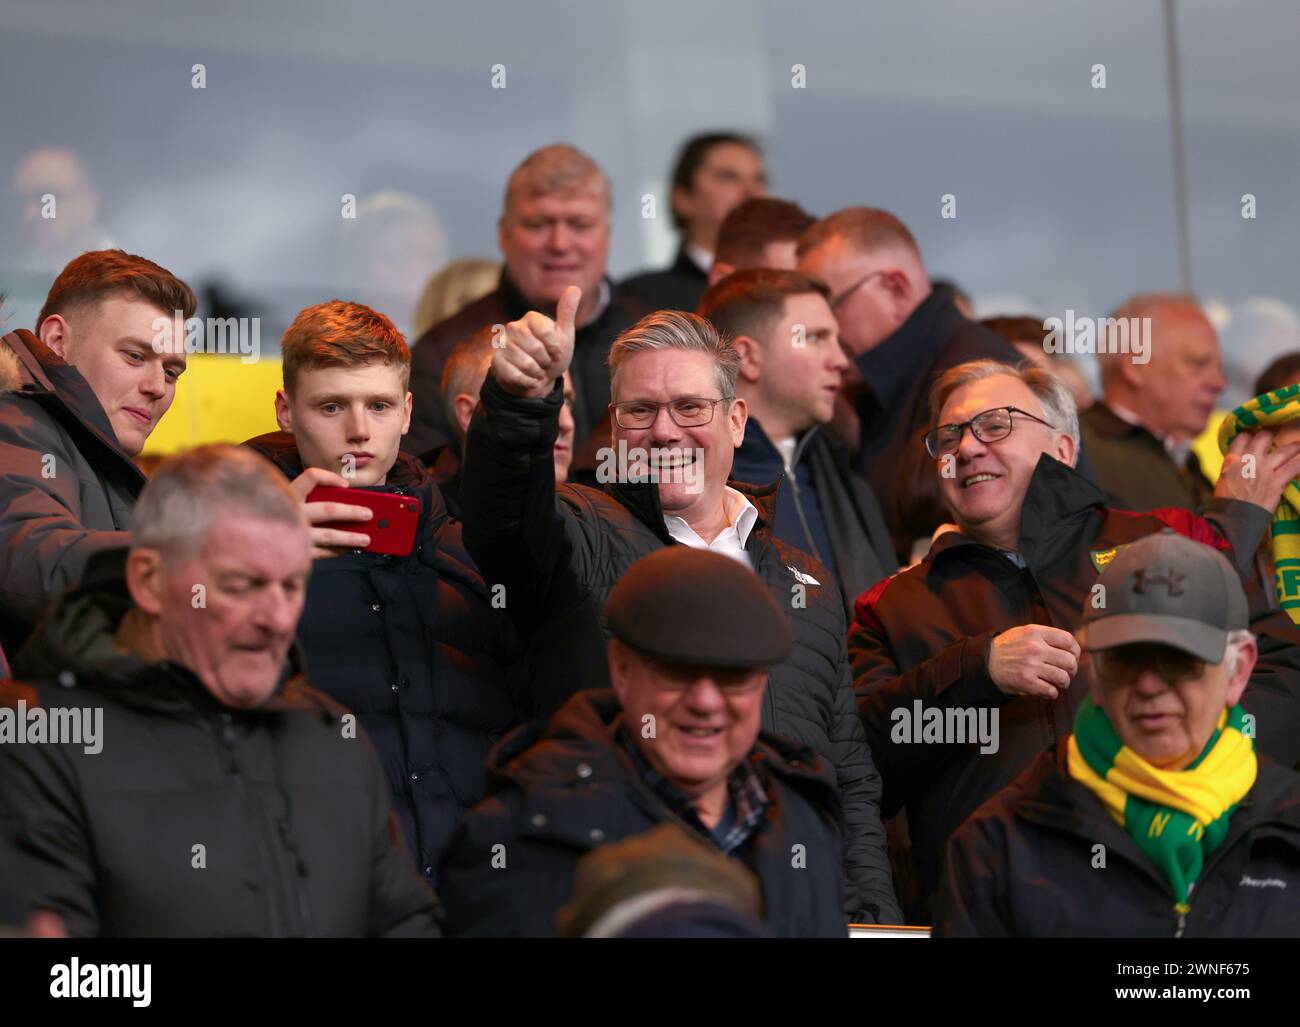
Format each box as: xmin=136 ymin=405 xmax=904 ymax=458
xmin=245 ymin=432 xmax=518 ymax=883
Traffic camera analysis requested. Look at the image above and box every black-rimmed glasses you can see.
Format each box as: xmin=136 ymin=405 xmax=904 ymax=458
xmin=924 ymin=406 xmax=1057 ymax=459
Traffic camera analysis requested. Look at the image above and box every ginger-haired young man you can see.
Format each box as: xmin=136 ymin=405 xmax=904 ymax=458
xmin=244 ymin=300 xmax=517 ymax=886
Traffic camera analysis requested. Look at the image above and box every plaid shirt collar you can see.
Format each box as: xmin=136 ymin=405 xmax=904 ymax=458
xmin=616 ymin=726 xmax=769 ymax=855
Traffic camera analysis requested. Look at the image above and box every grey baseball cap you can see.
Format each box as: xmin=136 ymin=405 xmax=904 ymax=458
xmin=1078 ymin=531 xmax=1249 ymax=663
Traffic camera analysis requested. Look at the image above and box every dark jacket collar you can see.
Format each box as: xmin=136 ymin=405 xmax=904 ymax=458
xmin=244 ymin=430 xmax=430 ymax=492
xmin=671 ymin=242 xmax=710 ymax=280
xmin=734 ymin=417 xmax=820 ymax=480
xmin=855 ymin=283 xmax=964 ymax=410
xmin=11 ymin=547 xmax=319 ymax=719
xmin=1 ymin=328 xmax=146 ymax=493
xmin=925 ymin=454 xmax=1107 ymax=569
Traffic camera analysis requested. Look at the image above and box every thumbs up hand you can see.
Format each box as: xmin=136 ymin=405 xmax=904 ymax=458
xmin=492 ymin=286 xmax=581 ymax=399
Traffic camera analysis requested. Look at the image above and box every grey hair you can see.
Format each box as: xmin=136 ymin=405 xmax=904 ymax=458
xmin=929 ymin=358 xmax=1081 ymax=457
xmin=132 ymin=444 xmax=307 ymax=560
xmin=608 ymin=310 xmax=740 ymax=403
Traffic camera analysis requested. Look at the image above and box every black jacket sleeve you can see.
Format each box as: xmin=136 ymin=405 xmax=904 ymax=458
xmin=460 ymin=374 xmax=595 ymax=631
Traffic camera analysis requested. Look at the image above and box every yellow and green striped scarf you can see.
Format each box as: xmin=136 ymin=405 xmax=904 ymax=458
xmin=1218 ymin=384 xmax=1300 ymax=623
xmin=1068 ymin=695 xmax=1256 ymax=912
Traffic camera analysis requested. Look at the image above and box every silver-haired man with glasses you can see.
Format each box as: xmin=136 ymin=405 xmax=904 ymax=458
xmin=848 ymin=358 xmax=1300 ymax=923
xmin=456 ymin=286 xmax=902 ymax=926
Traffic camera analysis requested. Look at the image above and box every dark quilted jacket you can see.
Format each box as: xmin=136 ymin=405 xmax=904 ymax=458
xmin=439 ymin=690 xmax=848 ymax=937
xmin=459 ymin=373 xmax=901 ymax=923
xmin=244 ymin=432 xmax=518 ymax=885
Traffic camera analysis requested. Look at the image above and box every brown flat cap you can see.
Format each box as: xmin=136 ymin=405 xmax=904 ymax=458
xmin=604 ymin=547 xmax=794 ymax=669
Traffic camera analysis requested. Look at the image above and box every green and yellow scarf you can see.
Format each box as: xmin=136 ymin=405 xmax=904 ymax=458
xmin=1218 ymin=384 xmax=1300 ymax=624
xmin=1068 ymin=695 xmax=1256 ymax=912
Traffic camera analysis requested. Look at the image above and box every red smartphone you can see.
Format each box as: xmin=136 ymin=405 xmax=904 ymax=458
xmin=306 ymin=487 xmax=421 ymax=557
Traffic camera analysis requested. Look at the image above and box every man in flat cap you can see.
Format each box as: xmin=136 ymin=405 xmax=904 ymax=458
xmin=934 ymin=532 xmax=1300 ymax=937
xmin=438 ymin=547 xmax=850 ymax=937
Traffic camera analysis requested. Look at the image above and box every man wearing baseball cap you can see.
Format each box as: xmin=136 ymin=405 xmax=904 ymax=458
xmin=438 ymin=546 xmax=854 ymax=937
xmin=934 ymin=532 xmax=1300 ymax=937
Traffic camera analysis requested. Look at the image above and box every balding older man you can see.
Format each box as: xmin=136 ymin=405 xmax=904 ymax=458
xmin=406 ymin=144 xmax=648 ymax=459
xmin=1082 ymin=293 xmax=1228 ymax=512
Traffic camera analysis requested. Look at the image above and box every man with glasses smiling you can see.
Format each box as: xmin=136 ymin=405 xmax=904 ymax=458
xmin=934 ymin=532 xmax=1300 ymax=937
xmin=849 ymin=359 xmax=1300 ymax=922
xmin=458 ymin=286 xmax=902 ymax=925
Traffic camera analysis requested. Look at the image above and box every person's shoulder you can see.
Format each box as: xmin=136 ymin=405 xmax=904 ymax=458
xmin=412 ymin=289 xmax=508 ymax=353
xmin=939 ymin=317 xmax=1021 ymax=369
xmin=0 ymin=382 xmax=63 ymax=448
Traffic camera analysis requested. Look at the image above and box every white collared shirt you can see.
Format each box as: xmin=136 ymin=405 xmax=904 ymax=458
xmin=683 ymin=241 xmax=714 ymax=274
xmin=663 ymin=487 xmax=758 ymax=569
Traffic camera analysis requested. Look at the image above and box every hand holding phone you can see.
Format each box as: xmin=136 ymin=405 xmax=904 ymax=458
xmin=305 ymin=485 xmax=421 ymax=557
xmin=289 ymin=467 xmax=373 ymax=558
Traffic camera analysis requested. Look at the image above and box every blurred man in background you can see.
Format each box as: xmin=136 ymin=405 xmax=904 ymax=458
xmin=1081 ymin=293 xmax=1227 ymax=512
xmin=797 ymin=207 xmax=1021 ymax=559
xmin=407 ymin=144 xmax=646 ymax=459
xmin=707 ymin=196 xmax=815 ymax=285
xmin=622 ymin=132 xmax=768 ymax=311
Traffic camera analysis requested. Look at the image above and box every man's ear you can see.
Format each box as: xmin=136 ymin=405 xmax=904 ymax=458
xmin=1055 ymin=430 xmax=1078 ymax=468
xmin=274 ymin=389 xmax=294 ymax=433
xmin=1115 ymin=354 xmax=1145 ymax=393
xmin=1225 ymin=637 xmax=1257 ymax=707
xmin=39 ymin=314 xmax=73 ymax=361
xmin=732 ymin=334 xmax=763 ymax=383
xmin=125 ymin=548 xmax=166 ymax=617
xmin=728 ymin=395 xmax=748 ymax=447
xmin=708 ymin=261 xmax=735 ymax=287
xmin=453 ymin=393 xmax=477 ymax=437
xmin=401 ymin=390 xmax=413 ymax=436
xmin=884 ymin=268 xmax=915 ymax=322
xmin=497 ymin=215 xmax=509 ymax=257
xmin=669 ymin=185 xmax=692 ymax=229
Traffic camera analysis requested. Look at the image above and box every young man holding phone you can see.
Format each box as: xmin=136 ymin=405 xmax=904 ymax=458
xmin=244 ymin=300 xmax=517 ymax=886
